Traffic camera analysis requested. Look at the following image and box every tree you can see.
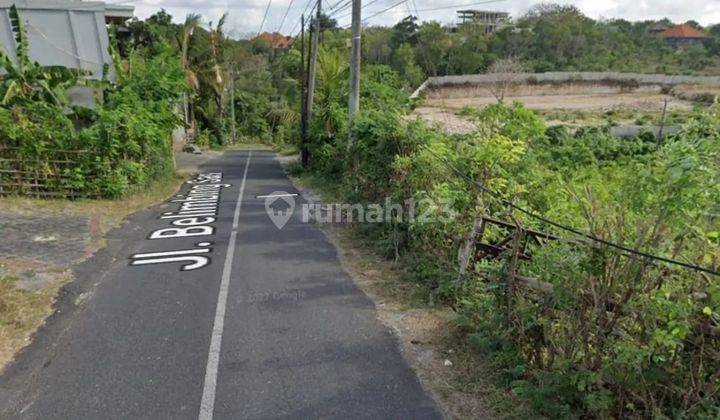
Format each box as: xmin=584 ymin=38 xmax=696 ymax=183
xmin=391 ymin=15 xmax=418 ymax=47
xmin=392 ymin=43 xmax=424 ymax=88
xmin=447 ymin=23 xmax=490 ymax=74
xmin=486 ymin=57 xmax=526 ymax=103
xmin=309 ymin=12 xmax=338 ymax=31
xmin=362 ymin=27 xmax=393 ymax=65
xmin=416 ymin=22 xmax=450 ymax=76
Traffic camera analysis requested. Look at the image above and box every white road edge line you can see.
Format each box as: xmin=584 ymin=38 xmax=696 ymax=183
xmin=199 ymin=151 xmax=252 ymax=420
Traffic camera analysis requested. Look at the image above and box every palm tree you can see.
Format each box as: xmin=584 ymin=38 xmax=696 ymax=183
xmin=179 ymin=13 xmax=200 ymax=138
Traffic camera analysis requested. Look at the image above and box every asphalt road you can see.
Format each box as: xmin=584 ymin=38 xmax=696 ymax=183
xmin=0 ymin=151 xmax=441 ymax=419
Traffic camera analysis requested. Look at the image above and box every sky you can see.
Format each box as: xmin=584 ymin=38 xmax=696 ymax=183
xmin=126 ymin=0 xmax=720 ymax=38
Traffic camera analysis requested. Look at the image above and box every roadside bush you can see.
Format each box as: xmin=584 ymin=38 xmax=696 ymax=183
xmin=0 ymin=49 xmax=186 ymax=198
xmin=305 ymin=90 xmax=720 ymax=417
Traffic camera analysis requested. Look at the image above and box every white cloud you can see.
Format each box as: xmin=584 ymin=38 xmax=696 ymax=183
xmin=128 ymin=0 xmax=720 ymax=36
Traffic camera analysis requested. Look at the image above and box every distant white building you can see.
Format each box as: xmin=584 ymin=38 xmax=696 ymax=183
xmin=455 ymin=10 xmax=509 ymax=33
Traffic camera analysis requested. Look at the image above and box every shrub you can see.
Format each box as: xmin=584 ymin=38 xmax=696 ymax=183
xmin=0 ymin=49 xmax=186 ymax=198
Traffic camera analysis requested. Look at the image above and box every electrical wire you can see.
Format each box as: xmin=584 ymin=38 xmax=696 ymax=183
xmin=26 ymin=22 xmax=104 ymax=66
xmin=362 ymin=0 xmax=409 ymax=22
xmin=257 ymin=0 xmax=274 ymax=36
xmin=338 ymin=0 xmax=506 ymax=25
xmin=413 ymin=0 xmax=505 ymax=13
xmin=339 ymin=0 xmax=409 ymax=27
xmin=329 ymin=0 xmax=352 ymax=14
xmin=277 ymin=0 xmax=297 ymax=33
xmin=288 ymin=0 xmax=317 ymax=36
xmin=331 ymin=0 xmax=382 ymax=20
xmin=326 ymin=0 xmax=346 ymax=11
xmin=419 ymin=144 xmax=720 ymax=277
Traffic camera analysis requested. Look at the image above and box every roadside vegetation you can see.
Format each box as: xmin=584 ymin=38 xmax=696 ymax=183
xmin=1 ymin=1 xmax=719 ymax=417
xmin=285 ymin=5 xmax=720 ymax=418
xmin=294 ymin=82 xmax=720 ymax=418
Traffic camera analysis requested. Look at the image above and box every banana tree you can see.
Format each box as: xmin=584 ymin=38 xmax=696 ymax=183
xmin=0 ymin=5 xmax=88 ymax=106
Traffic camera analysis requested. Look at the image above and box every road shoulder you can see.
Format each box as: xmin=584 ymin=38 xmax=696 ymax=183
xmin=285 ymin=157 xmax=535 ymax=419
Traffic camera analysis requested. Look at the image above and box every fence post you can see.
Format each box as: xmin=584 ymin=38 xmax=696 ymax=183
xmin=506 ymin=220 xmax=524 ymax=320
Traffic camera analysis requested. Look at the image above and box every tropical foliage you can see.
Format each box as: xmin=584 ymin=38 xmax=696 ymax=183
xmin=0 ymin=6 xmax=186 ymax=197
xmin=295 ymin=7 xmax=720 ymax=416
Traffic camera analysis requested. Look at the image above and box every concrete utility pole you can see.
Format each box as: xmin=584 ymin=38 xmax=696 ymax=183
xmin=306 ymin=0 xmax=321 ymax=123
xmin=300 ymin=14 xmax=309 ymax=166
xmin=348 ymin=0 xmax=361 ymax=120
xmin=230 ymin=70 xmax=237 ymax=143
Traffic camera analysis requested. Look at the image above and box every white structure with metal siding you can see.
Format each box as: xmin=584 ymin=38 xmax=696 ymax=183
xmin=0 ymin=0 xmax=113 ymax=79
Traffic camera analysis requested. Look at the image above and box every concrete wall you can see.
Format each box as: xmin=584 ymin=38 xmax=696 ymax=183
xmin=412 ymin=72 xmax=720 ymax=98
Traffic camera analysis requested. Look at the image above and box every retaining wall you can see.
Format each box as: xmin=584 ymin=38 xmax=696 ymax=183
xmin=411 ymin=72 xmax=720 ymax=98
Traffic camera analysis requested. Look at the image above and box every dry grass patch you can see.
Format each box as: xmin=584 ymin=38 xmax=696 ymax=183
xmin=0 ymin=272 xmax=70 ymax=368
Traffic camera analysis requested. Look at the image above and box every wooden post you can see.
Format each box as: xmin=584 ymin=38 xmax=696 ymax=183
xmin=656 ymin=98 xmax=668 ymax=149
xmin=306 ymin=0 xmax=321 ymax=123
xmin=506 ymin=222 xmax=524 ymax=318
xmin=300 ymin=14 xmax=309 ymax=167
xmin=456 ymin=217 xmax=485 ymax=286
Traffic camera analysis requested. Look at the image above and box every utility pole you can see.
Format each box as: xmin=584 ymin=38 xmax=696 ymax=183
xmin=300 ymin=14 xmax=309 ymax=167
xmin=306 ymin=0 xmax=321 ymax=123
xmin=230 ymin=70 xmax=237 ymax=143
xmin=348 ymin=0 xmax=361 ymax=120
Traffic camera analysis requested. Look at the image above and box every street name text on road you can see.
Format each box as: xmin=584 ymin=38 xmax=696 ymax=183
xmin=129 ymin=172 xmax=229 ymax=271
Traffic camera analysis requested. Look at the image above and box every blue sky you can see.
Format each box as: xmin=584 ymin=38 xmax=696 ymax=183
xmin=126 ymin=0 xmax=720 ymax=38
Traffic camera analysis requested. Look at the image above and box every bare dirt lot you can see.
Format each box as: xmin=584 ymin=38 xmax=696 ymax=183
xmin=413 ymin=83 xmax=706 ymax=134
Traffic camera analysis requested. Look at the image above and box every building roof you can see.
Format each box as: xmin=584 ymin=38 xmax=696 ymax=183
xmin=255 ymin=32 xmax=293 ymax=49
xmin=658 ymin=23 xmax=707 ymax=39
xmin=649 ymin=22 xmax=671 ymax=32
xmin=105 ymin=3 xmax=134 ymax=19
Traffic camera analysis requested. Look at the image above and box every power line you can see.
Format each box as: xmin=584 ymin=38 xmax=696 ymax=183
xmin=414 ymin=0 xmax=505 ymax=13
xmin=340 ymin=0 xmax=408 ymax=27
xmin=277 ymin=0 xmax=297 ymax=33
xmin=361 ymin=0 xmax=408 ymax=22
xmin=419 ymin=144 xmax=720 ymax=277
xmin=331 ymin=0 xmax=381 ymax=19
xmin=328 ymin=0 xmax=352 ymax=17
xmin=257 ymin=0 xmax=274 ymax=36
xmin=337 ymin=0 xmax=506 ymax=24
xmin=329 ymin=0 xmax=352 ymax=13
xmin=327 ymin=0 xmax=348 ymax=10
xmin=289 ymin=0 xmax=317 ymax=36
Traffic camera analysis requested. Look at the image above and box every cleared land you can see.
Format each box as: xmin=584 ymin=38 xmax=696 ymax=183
xmin=414 ymin=82 xmax=717 ymax=134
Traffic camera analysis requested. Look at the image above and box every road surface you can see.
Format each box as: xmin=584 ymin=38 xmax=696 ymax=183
xmin=0 ymin=150 xmax=441 ymax=419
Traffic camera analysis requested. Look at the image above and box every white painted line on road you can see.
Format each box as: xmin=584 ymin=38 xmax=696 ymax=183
xmin=131 ymin=248 xmax=211 ymax=259
xmin=199 ymin=152 xmax=252 ymax=420
xmin=255 ymin=193 xmax=298 ymax=199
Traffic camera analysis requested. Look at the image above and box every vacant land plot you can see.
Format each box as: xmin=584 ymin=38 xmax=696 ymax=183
xmin=414 ymin=82 xmax=713 ymax=134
